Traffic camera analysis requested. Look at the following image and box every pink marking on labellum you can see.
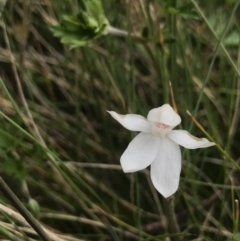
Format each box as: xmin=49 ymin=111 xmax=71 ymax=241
xmin=154 ymin=122 xmax=171 ymax=129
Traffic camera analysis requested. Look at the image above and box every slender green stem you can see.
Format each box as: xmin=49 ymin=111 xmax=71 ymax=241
xmin=0 ymin=177 xmax=52 ymax=241
xmin=0 ymin=224 xmax=23 ymax=241
xmin=170 ymin=0 xmax=177 ymax=90
xmin=135 ymin=173 xmax=141 ymax=238
xmin=228 ymin=78 xmax=240 ymax=149
xmin=163 ymin=196 xmax=183 ymax=241
xmin=234 ymin=199 xmax=239 ymax=234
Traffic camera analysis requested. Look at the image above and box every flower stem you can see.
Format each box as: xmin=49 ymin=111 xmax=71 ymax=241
xmin=163 ymin=196 xmax=183 ymax=241
xmin=135 ymin=173 xmax=141 ymax=238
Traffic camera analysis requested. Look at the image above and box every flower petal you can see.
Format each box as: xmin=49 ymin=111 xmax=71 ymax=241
xmin=120 ymin=133 xmax=160 ymax=173
xmin=107 ymin=111 xmax=151 ymax=132
xmin=150 ymin=137 xmax=181 ymax=198
xmin=147 ymin=104 xmax=181 ymax=128
xmin=168 ymin=130 xmax=215 ymax=149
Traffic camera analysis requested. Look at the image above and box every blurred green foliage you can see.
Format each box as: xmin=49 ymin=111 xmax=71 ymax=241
xmin=0 ymin=0 xmax=239 ymax=240
xmin=50 ymin=0 xmax=109 ymax=48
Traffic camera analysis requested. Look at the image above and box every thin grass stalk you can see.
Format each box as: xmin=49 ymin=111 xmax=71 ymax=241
xmin=0 ymin=224 xmax=23 ymax=241
xmin=190 ymin=0 xmax=240 ymax=129
xmin=0 ymin=177 xmax=51 ymax=241
xmin=187 ymin=110 xmax=239 ymax=170
xmin=191 ymin=0 xmax=240 ymax=78
xmin=228 ymin=78 xmax=240 ymax=149
xmin=234 ymin=199 xmax=239 ymax=234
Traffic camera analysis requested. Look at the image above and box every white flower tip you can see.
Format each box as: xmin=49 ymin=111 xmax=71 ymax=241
xmin=107 ymin=110 xmax=125 ymax=119
xmin=107 ymin=110 xmax=115 ymax=118
xmin=107 ymin=110 xmax=113 ymax=116
xmin=121 ymin=166 xmax=133 ymax=173
xmin=162 ymin=191 xmax=176 ymax=199
xmin=107 ymin=111 xmax=122 ymax=120
xmin=199 ymin=139 xmax=216 ymax=148
xmin=120 ymin=151 xmax=146 ymax=173
xmin=120 ymin=163 xmax=146 ymax=173
xmin=168 ymin=130 xmax=216 ymax=149
xmin=106 ymin=110 xmax=113 ymax=114
xmin=147 ymin=104 xmax=181 ymax=127
xmin=151 ymin=177 xmax=178 ymax=198
xmin=120 ymin=158 xmax=138 ymax=173
xmin=190 ymin=135 xmax=216 ymax=148
xmin=107 ymin=110 xmax=152 ymax=132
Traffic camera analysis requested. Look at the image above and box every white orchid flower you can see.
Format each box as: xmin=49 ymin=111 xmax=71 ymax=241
xmin=108 ymin=104 xmax=215 ymax=198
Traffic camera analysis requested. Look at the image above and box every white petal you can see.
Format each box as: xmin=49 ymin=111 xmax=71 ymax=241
xmin=120 ymin=133 xmax=160 ymax=173
xmin=150 ymin=137 xmax=181 ymax=198
xmin=147 ymin=104 xmax=181 ymax=128
xmin=168 ymin=130 xmax=215 ymax=149
xmin=107 ymin=111 xmax=151 ymax=132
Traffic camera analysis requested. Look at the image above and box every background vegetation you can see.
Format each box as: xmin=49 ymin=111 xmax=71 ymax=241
xmin=0 ymin=0 xmax=240 ymax=240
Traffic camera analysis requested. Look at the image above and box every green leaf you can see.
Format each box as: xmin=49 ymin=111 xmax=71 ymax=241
xmin=208 ymin=10 xmax=240 ymax=47
xmin=49 ymin=0 xmax=109 ymax=48
xmin=224 ymin=31 xmax=240 ymax=46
